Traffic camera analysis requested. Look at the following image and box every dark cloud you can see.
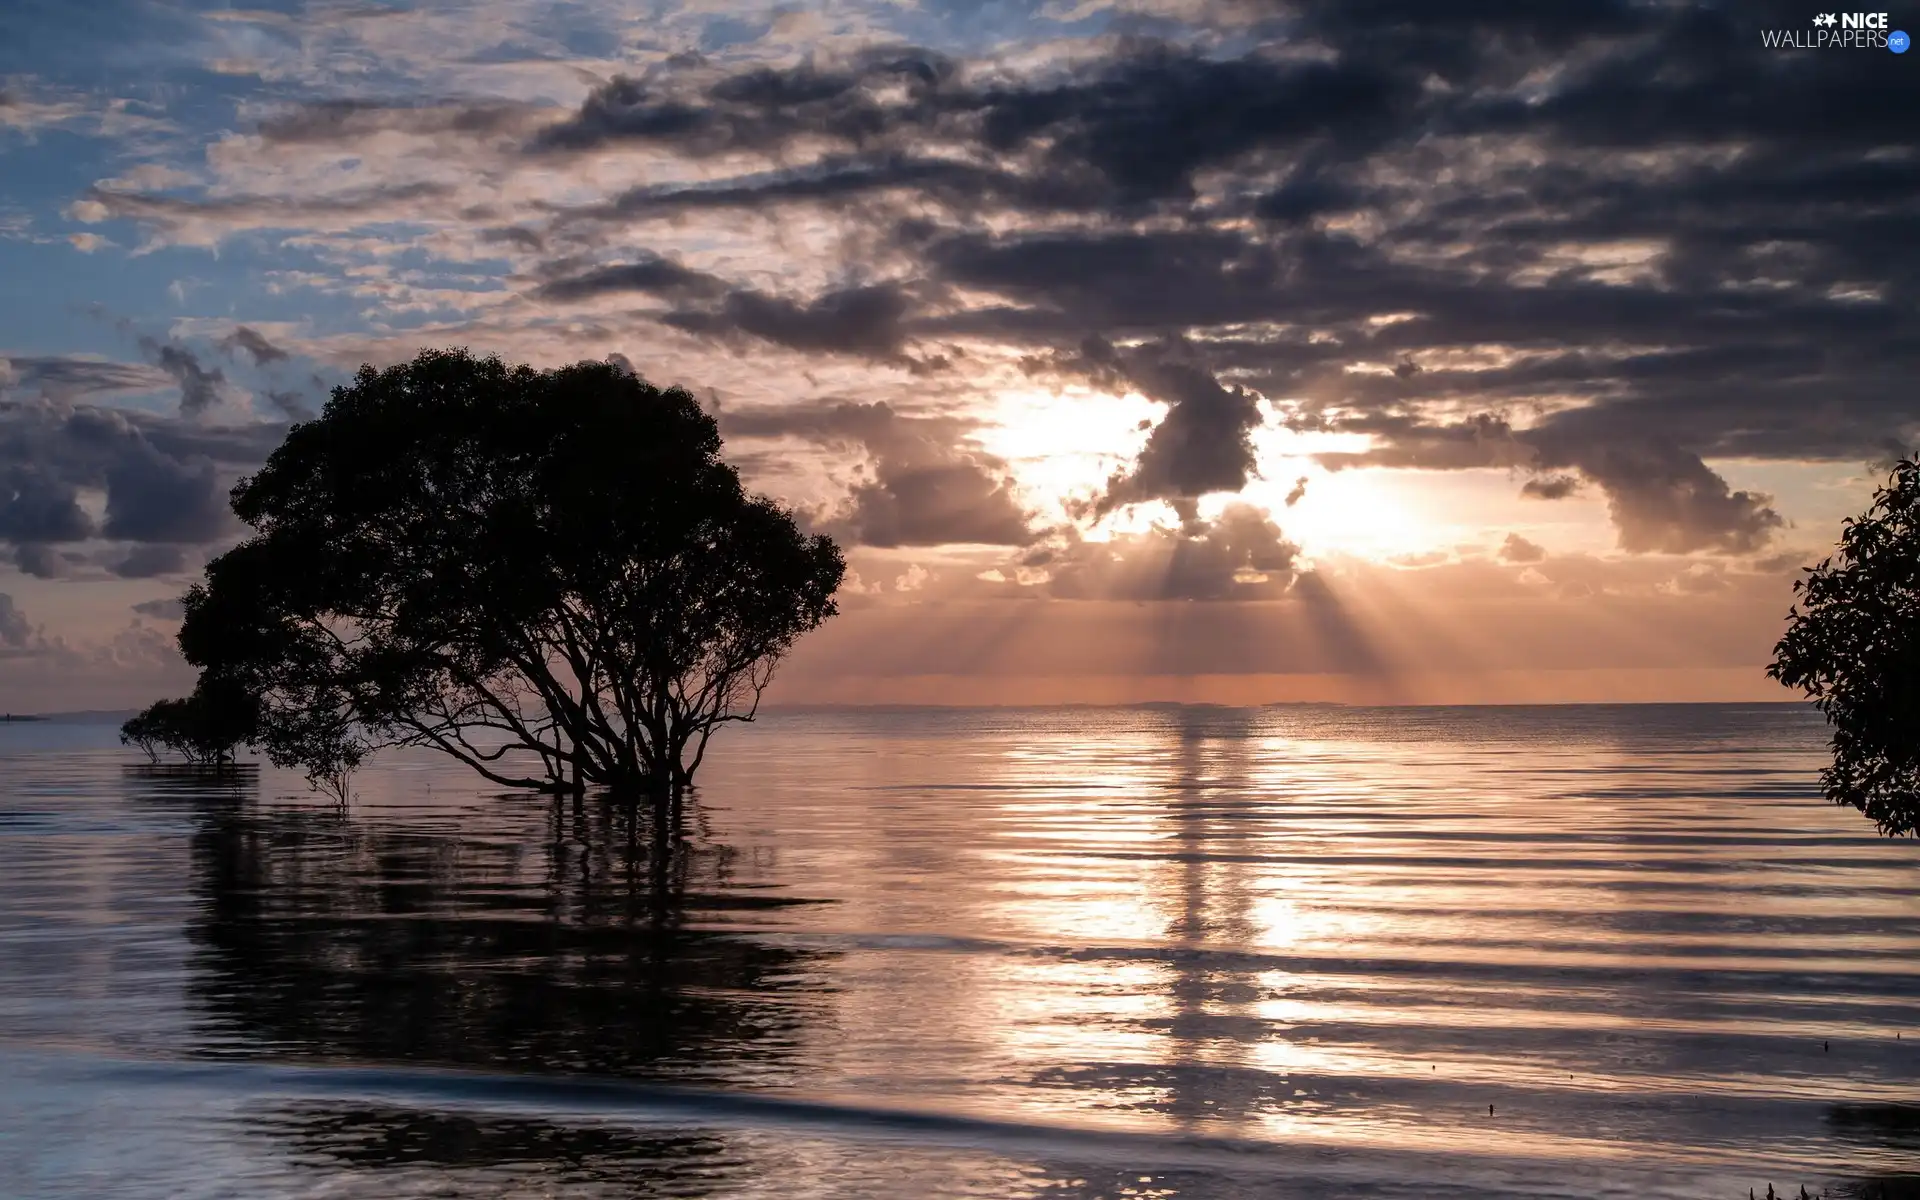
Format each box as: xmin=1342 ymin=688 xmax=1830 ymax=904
xmin=131 ymin=596 xmax=185 ymax=621
xmin=724 ymin=400 xmax=1033 ymax=547
xmin=1316 ymin=411 xmax=1783 ymax=554
xmin=925 ymin=228 xmax=1264 ymax=334
xmin=536 ymin=45 xmax=1406 ymax=210
xmin=1092 ymin=341 xmax=1264 ymax=516
xmin=1 ymin=355 xmax=168 ymax=399
xmin=480 ymin=225 xmax=544 ymax=252
xmin=1522 ymin=474 xmax=1581 ymax=500
xmin=0 ymin=401 xmax=258 ymax=559
xmin=846 ymin=464 xmax=1031 ymax=548
xmin=1532 ymin=431 xmax=1784 ymax=555
xmin=533 ymin=76 xmax=714 ymax=153
xmin=219 ymin=326 xmax=289 ymax=366
xmin=83 ymin=182 xmax=456 ymax=233
xmin=11 ymin=541 xmax=77 ymax=579
xmin=254 ymin=98 xmax=535 ymax=144
xmin=262 ymin=390 xmax=315 ymax=422
xmin=0 ymin=593 xmax=31 ymax=648
xmin=666 ymin=283 xmax=920 ymax=362
xmin=0 ymin=466 xmax=94 ymax=543
xmin=578 ymin=154 xmax=1097 ymax=224
xmin=13 ymin=544 xmax=67 ymax=579
xmin=137 ymin=337 xmax=226 ymax=415
xmin=1309 ymin=412 xmax=1534 ymax=472
xmin=1500 ymin=532 xmax=1547 ymax=564
xmin=1256 ymin=172 xmax=1369 ymax=224
xmin=109 ymin=543 xmax=188 ymax=579
xmin=971 ymin=48 xmax=1411 ymax=207
xmin=1441 ymin=5 xmax=1907 ymax=153
xmin=1283 ymin=476 xmax=1309 ymax=506
xmin=101 ymin=444 xmax=228 ymax=543
xmin=531 ymin=49 xmax=955 ymax=157
xmin=134 ymin=411 xmax=287 ymax=468
xmin=535 ymin=255 xmax=726 ymax=302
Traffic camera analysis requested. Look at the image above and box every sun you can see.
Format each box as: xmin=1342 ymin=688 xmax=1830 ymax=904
xmin=1241 ymin=464 xmax=1444 ymax=562
xmin=982 ymin=389 xmax=1450 ymax=557
xmin=975 ymin=393 xmax=1451 ymax=560
xmin=979 ymin=386 xmax=1160 ymax=531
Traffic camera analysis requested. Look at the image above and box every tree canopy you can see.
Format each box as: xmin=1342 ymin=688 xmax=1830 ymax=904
xmin=1770 ymin=456 xmax=1920 ymax=837
xmin=120 ymin=674 xmax=258 ymax=769
xmin=178 ymin=349 xmax=844 ymax=799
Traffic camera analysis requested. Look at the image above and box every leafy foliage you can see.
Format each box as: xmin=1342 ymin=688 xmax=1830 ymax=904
xmin=1770 ymin=457 xmax=1920 ymax=836
xmin=119 ymin=706 xmax=168 ymax=763
xmin=119 ymin=674 xmax=259 ymax=768
xmin=177 ymin=349 xmax=844 ymax=798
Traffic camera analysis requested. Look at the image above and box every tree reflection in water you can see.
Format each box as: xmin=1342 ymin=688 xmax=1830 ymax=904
xmin=258 ymin=1104 xmax=748 ymax=1195
xmin=1826 ymin=1104 xmax=1920 ymax=1200
xmin=180 ymin=785 xmax=836 ymax=1185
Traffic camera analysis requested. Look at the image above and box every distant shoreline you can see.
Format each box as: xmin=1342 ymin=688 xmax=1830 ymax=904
xmin=0 ymin=710 xmax=136 ymax=724
xmin=0 ymin=702 xmax=1813 ymax=725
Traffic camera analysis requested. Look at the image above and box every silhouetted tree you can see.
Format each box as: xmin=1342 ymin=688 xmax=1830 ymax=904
xmin=1770 ymin=456 xmax=1920 ymax=836
xmin=119 ymin=674 xmax=259 ymax=769
xmin=119 ymin=705 xmax=168 ymax=763
xmin=177 ymin=349 xmax=843 ymax=803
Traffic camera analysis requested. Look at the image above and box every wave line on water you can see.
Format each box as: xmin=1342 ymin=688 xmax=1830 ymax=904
xmin=4 ymin=1048 xmax=1760 ymax=1189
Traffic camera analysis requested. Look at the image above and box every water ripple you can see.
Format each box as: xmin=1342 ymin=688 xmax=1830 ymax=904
xmin=1 ymin=705 xmax=1915 ymax=1199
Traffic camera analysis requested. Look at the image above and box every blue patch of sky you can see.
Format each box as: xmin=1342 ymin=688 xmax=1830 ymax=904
xmin=177 ymin=230 xmax=524 ymax=346
xmin=0 ymin=0 xmax=203 ymax=81
xmin=878 ymin=0 xmax=1124 ymax=55
xmin=700 ymin=14 xmax=772 ymax=53
xmin=544 ymin=0 xmax=629 ymax=58
xmin=465 ymin=3 xmax=628 ymax=69
xmin=0 ymin=132 xmax=190 ymax=356
xmin=0 ymin=239 xmax=176 ymax=361
xmin=0 ymin=4 xmax=353 ymax=364
xmin=464 ymin=38 xmax=575 ymax=65
xmin=854 ymin=0 xmax=1270 ymax=60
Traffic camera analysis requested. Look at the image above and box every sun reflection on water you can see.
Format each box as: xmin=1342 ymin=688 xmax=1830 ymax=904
xmin=2 ymin=705 xmax=1915 ymax=1198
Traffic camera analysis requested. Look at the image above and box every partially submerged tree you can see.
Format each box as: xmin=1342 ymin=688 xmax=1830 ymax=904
xmin=178 ymin=349 xmax=844 ymax=802
xmin=119 ymin=704 xmax=170 ymax=763
xmin=1770 ymin=456 xmax=1920 ymax=836
xmin=119 ymin=674 xmax=258 ymax=769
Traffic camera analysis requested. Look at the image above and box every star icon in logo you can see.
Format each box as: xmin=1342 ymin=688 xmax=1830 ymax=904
xmin=1812 ymin=12 xmax=1837 ymax=25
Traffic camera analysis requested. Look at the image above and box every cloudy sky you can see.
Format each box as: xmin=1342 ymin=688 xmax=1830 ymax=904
xmin=0 ymin=0 xmax=1913 ymax=711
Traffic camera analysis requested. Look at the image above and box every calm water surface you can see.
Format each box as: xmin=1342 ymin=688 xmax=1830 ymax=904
xmin=1 ymin=704 xmax=1916 ymax=1198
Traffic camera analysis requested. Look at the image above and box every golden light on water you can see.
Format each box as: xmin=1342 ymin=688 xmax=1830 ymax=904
xmin=6 ymin=703 xmax=1915 ymax=1196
